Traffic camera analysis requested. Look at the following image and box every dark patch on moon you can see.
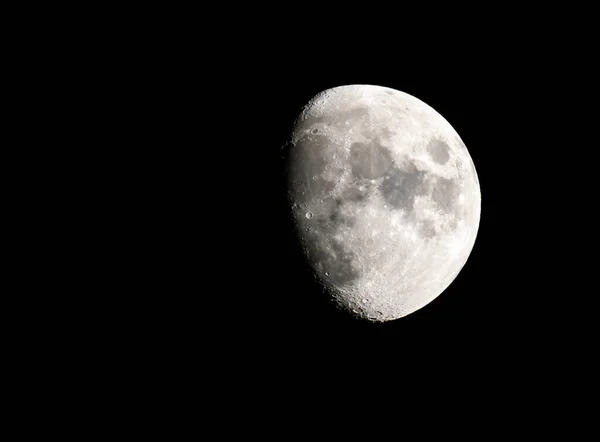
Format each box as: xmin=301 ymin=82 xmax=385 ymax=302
xmin=426 ymin=139 xmax=450 ymax=165
xmin=379 ymin=162 xmax=428 ymax=212
xmin=342 ymin=187 xmax=366 ymax=203
xmin=331 ymin=198 xmax=356 ymax=227
xmin=378 ymin=157 xmax=462 ymax=220
xmin=360 ymin=126 xmax=395 ymax=143
xmin=287 ymin=133 xmax=337 ymax=205
xmin=328 ymin=210 xmax=356 ymax=228
xmin=350 ymin=140 xmax=393 ymax=179
xmin=378 ymin=127 xmax=394 ymax=139
xmin=430 ymin=176 xmax=459 ymax=213
xmin=418 ymin=219 xmax=437 ymax=239
xmin=314 ymin=199 xmax=357 ymax=234
xmin=341 ymin=182 xmax=374 ymax=203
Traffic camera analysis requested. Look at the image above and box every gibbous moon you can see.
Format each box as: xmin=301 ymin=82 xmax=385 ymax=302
xmin=285 ymin=84 xmax=481 ymax=322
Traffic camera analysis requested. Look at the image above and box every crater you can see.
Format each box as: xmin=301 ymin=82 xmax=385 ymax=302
xmin=426 ymin=139 xmax=450 ymax=165
xmin=349 ymin=140 xmax=394 ymax=179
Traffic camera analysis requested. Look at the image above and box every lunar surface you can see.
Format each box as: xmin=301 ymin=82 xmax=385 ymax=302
xmin=285 ymin=84 xmax=481 ymax=322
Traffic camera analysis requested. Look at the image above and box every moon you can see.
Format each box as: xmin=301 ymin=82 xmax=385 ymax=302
xmin=285 ymin=84 xmax=481 ymax=322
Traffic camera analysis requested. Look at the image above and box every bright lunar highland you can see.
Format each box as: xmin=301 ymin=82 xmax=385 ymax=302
xmin=286 ymin=84 xmax=481 ymax=322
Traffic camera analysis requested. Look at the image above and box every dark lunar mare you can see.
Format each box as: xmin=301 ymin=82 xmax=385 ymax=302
xmin=426 ymin=139 xmax=450 ymax=165
xmin=349 ymin=140 xmax=394 ymax=179
xmin=430 ymin=176 xmax=460 ymax=213
xmin=379 ymin=162 xmax=429 ymax=213
xmin=418 ymin=219 xmax=437 ymax=239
